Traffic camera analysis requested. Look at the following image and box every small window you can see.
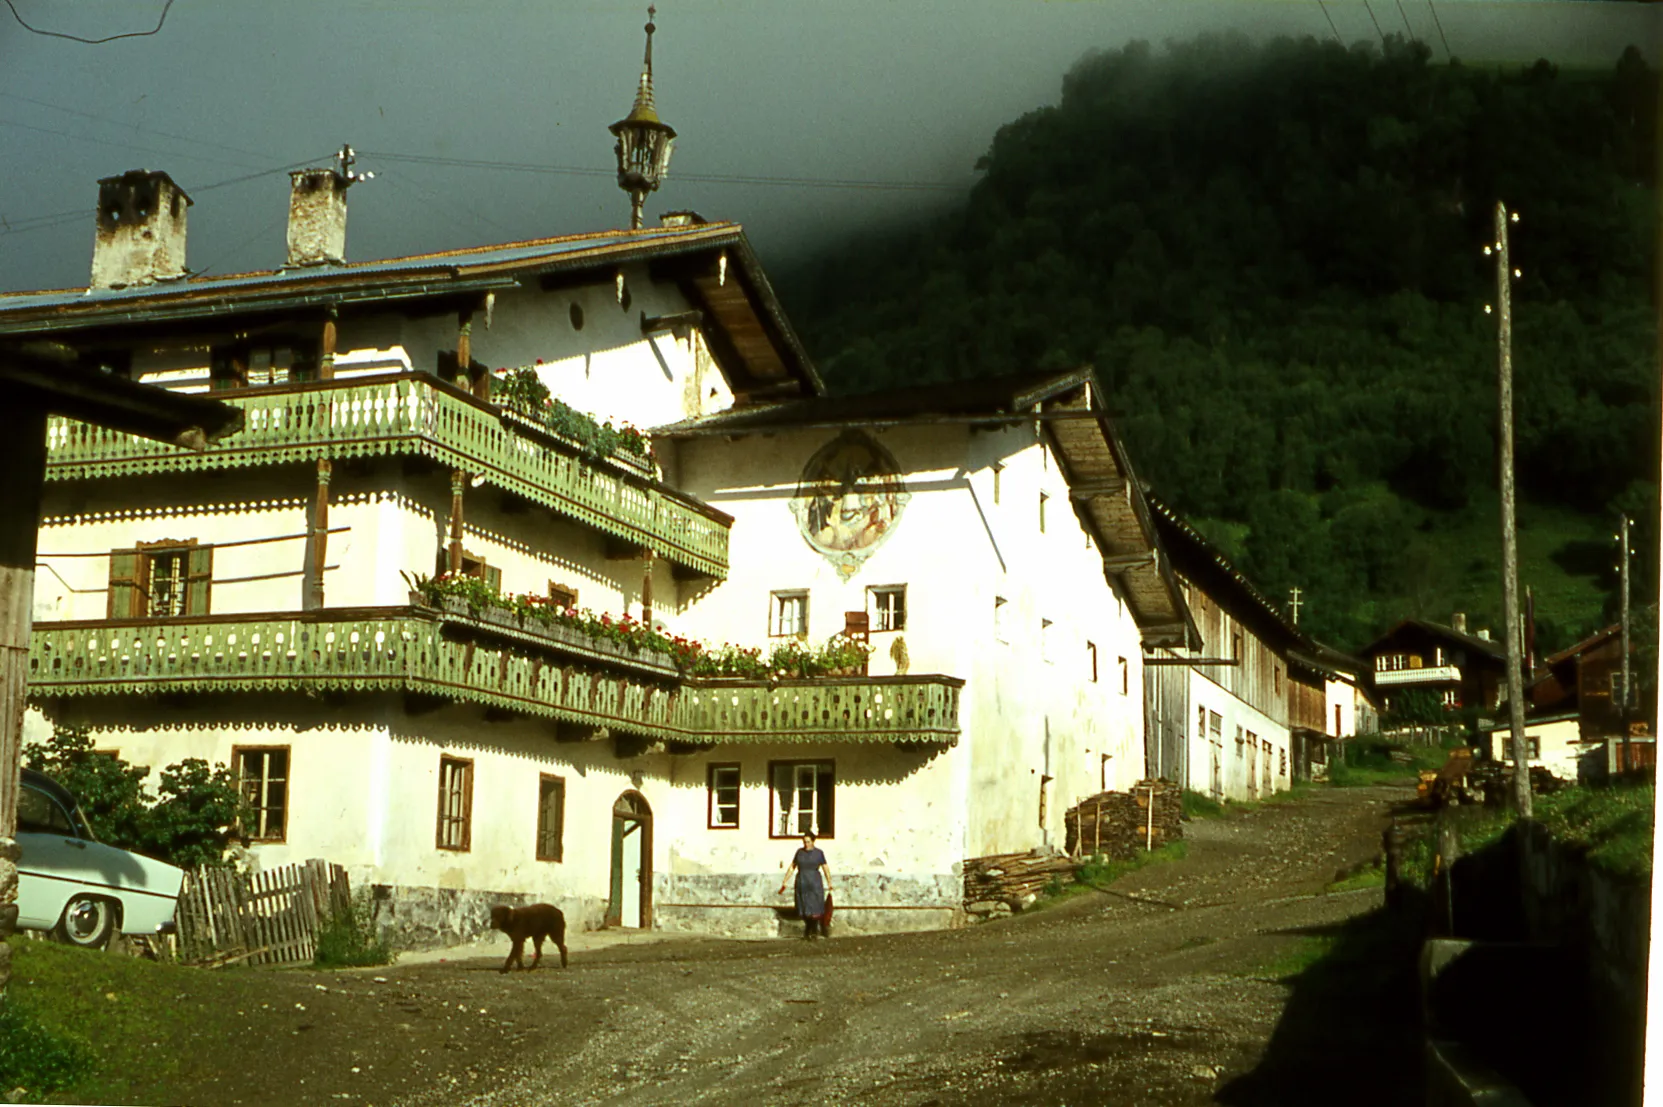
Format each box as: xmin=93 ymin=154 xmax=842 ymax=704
xmin=770 ymin=590 xmax=809 ymax=637
xmin=548 ymin=581 xmax=579 ymax=611
xmin=1236 ymin=725 xmax=1246 ymax=749
xmin=1119 ymin=656 xmax=1129 ymax=696
xmin=1198 ymin=705 xmax=1208 ymax=738
xmin=235 ymin=746 xmax=289 ymax=843
xmin=1088 ymin=641 xmax=1099 ymax=683
xmin=867 ymin=585 xmax=906 ymax=632
xmin=436 ymin=756 xmax=473 ymax=851
xmin=708 ymin=763 xmax=740 ymax=829
xmin=1232 ymin=630 xmax=1243 ymax=661
xmin=536 ymin=774 xmax=565 ymax=861
xmin=1279 ymin=747 xmax=1288 ymax=778
xmin=569 ymin=302 xmax=585 ymax=330
xmin=1441 ymin=688 xmax=1461 ymax=710
xmin=769 ymin=760 xmax=834 ymax=838
xmin=1209 ymin=711 xmax=1223 ymax=738
xmin=461 ymin=552 xmax=501 ymax=592
xmin=1274 ymin=665 xmax=1282 ymax=694
xmin=1039 ymin=491 xmax=1049 ymax=533
xmin=109 ymin=541 xmax=212 ymax=619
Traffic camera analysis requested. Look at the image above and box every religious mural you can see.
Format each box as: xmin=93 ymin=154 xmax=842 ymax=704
xmin=788 ymin=430 xmax=910 ymax=579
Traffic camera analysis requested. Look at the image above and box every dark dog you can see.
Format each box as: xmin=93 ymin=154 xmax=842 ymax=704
xmin=490 ymin=903 xmax=568 ymax=973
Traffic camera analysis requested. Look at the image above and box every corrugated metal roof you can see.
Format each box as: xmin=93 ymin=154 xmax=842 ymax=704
xmin=0 ymin=222 xmax=742 ymax=318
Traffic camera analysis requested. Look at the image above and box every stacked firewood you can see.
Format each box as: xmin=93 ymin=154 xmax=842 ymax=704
xmin=962 ymin=851 xmax=1078 ymax=910
xmin=1064 ymin=780 xmax=1184 ymax=859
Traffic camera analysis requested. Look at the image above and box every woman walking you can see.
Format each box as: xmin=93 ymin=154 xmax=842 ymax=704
xmin=779 ymin=833 xmax=833 ymax=939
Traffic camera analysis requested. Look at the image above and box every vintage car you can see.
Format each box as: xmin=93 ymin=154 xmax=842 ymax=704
xmin=16 ymin=767 xmax=185 ymax=947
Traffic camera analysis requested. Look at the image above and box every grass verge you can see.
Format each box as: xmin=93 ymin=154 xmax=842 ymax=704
xmin=0 ymin=994 xmax=91 ymax=1101
xmin=314 ymin=890 xmax=394 ymax=968
xmin=1033 ymin=841 xmax=1189 ymax=910
xmin=1328 ymin=738 xmax=1456 ymax=787
xmin=1533 ymin=782 xmax=1654 ymax=878
xmin=1182 ymin=790 xmax=1227 ymax=819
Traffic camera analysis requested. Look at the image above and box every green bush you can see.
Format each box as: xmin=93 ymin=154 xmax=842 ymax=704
xmin=1181 ymin=790 xmax=1226 ymax=819
xmin=313 ymin=891 xmax=394 ymax=968
xmin=24 ymin=728 xmax=251 ymax=869
xmin=0 ymin=997 xmax=90 ymax=1098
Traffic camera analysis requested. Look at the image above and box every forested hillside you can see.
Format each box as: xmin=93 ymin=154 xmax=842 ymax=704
xmin=778 ymin=34 xmax=1659 ymax=652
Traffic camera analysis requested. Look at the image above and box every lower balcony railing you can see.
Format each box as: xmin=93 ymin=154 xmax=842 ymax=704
xmin=26 ymin=610 xmax=963 ymax=746
xmin=1374 ymin=665 xmax=1462 ymax=686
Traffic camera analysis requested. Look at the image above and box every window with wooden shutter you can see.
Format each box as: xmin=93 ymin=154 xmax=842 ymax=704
xmin=436 ymin=756 xmax=473 ymax=851
xmin=107 ymin=549 xmax=141 ymax=618
xmin=186 ymin=545 xmax=213 ymax=615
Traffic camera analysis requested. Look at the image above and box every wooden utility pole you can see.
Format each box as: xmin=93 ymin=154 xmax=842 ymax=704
xmin=1621 ymin=512 xmax=1633 ymax=771
xmin=1491 ymin=201 xmax=1532 ymax=818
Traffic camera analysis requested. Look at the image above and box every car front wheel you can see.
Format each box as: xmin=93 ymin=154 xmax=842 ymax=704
xmin=54 ymin=896 xmax=117 ymax=949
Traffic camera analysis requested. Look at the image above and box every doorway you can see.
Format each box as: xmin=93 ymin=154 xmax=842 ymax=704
xmin=605 ymin=791 xmax=652 ymax=929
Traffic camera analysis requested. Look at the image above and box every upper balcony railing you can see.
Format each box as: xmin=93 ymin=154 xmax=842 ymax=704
xmin=1373 ymin=664 xmax=1463 ymax=686
xmin=26 ymin=609 xmax=963 ymax=747
xmin=44 ymin=372 xmax=731 ymax=579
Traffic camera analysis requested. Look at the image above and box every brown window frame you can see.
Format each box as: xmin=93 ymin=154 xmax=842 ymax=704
xmin=435 ymin=755 xmax=474 ymax=852
xmin=234 ymin=745 xmax=290 ymax=843
xmin=707 ymin=762 xmax=741 ymax=829
xmin=767 ymin=760 xmax=834 ymax=839
xmin=109 ymin=539 xmax=213 ymax=620
xmin=548 ymin=581 xmax=579 ymax=611
xmin=1119 ymin=656 xmax=1129 ymax=696
xmin=536 ymin=773 xmax=565 ymax=862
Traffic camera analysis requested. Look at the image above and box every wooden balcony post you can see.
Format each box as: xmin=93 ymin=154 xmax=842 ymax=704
xmin=0 ymin=403 xmax=48 ymax=995
xmin=319 ymin=307 xmax=338 ymax=381
xmin=449 ymin=469 xmax=466 ymax=575
xmin=305 ymin=459 xmax=332 ymax=609
xmin=642 ymin=550 xmax=654 ymax=626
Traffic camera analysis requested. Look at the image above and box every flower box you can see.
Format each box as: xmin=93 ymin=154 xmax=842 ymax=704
xmin=498 ymin=409 xmax=657 ymax=479
xmin=418 ymin=593 xmax=680 ymax=679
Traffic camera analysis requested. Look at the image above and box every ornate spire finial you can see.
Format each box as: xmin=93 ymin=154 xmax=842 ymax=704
xmin=610 ymin=4 xmax=676 ymax=230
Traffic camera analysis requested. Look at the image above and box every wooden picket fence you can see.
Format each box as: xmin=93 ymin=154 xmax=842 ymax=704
xmin=174 ymin=859 xmax=351 ymax=967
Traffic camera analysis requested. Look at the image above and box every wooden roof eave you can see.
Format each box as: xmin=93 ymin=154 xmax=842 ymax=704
xmin=1043 ymin=379 xmax=1197 ymax=650
xmin=0 ymin=343 xmax=243 ymax=446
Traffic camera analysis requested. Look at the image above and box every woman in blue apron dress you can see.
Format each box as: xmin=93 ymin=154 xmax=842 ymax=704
xmin=779 ymin=833 xmax=833 ymax=939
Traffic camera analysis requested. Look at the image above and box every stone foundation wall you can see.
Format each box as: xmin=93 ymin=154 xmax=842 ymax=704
xmin=366 ymin=883 xmax=609 ymax=952
xmin=654 ymin=872 xmax=963 ymax=939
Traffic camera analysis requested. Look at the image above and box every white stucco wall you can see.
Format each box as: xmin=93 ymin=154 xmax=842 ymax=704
xmin=1187 ymin=669 xmax=1292 ymax=802
xmin=672 ymin=420 xmax=1147 ymax=864
xmin=1486 ymin=715 xmax=1583 ymax=782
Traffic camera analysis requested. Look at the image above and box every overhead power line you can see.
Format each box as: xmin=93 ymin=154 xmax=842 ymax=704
xmin=3 ymin=0 xmax=175 ymax=43
xmin=0 ymin=91 xmax=275 ymax=162
xmin=0 ymin=154 xmax=336 ymax=239
xmin=1427 ymin=0 xmax=1453 ymax=59
xmin=359 ymin=150 xmax=967 ymax=194
xmin=1316 ymin=0 xmax=1343 ymax=44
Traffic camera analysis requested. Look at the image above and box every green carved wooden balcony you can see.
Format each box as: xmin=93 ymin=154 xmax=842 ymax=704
xmin=43 ymin=372 xmax=731 ymax=579
xmin=26 ymin=611 xmax=963 ymax=746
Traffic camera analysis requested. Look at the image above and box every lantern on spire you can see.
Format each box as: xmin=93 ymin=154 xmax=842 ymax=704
xmin=610 ymin=6 xmax=676 ymax=230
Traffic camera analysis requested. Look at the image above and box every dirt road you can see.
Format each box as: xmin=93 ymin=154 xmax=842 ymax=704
xmin=159 ymin=784 xmax=1420 ymax=1107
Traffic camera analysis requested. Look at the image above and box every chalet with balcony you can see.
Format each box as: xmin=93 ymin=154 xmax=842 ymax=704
xmin=1508 ymin=624 xmax=1656 ymax=777
xmin=1360 ymin=615 xmax=1507 ymax=723
xmin=3 ymin=159 xmax=1177 ymax=943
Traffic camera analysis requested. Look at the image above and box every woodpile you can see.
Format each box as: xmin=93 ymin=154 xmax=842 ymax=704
xmin=962 ymin=850 xmax=1077 ymax=912
xmin=1065 ymin=780 xmax=1183 ymax=859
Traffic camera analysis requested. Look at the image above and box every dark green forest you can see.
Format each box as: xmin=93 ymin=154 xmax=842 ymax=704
xmin=778 ymin=34 xmax=1660 ymax=653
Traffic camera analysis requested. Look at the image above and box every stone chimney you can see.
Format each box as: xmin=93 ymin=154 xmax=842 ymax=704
xmin=91 ymin=170 xmax=192 ymax=289
xmin=286 ymin=168 xmax=350 ymax=267
xmin=1451 ymin=612 xmax=1468 ymax=634
xmin=660 ymin=210 xmax=706 ymax=227
xmin=1476 ymin=628 xmax=1491 ymax=641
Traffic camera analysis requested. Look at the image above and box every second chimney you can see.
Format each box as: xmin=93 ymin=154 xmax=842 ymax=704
xmin=286 ymin=168 xmax=350 ymax=267
xmin=1451 ymin=612 xmax=1468 ymax=634
xmin=91 ymin=170 xmax=191 ymax=289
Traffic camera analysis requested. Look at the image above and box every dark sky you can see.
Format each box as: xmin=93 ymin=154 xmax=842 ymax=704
xmin=2 ymin=0 xmax=1658 ymax=294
